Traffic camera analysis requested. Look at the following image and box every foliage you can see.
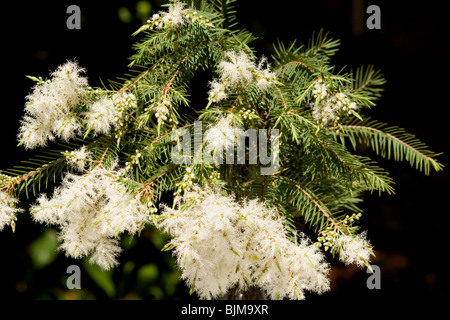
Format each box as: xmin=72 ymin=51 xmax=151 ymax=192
xmin=0 ymin=0 xmax=443 ymax=299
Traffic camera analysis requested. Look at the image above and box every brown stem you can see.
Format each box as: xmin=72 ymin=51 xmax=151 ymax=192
xmin=273 ymin=175 xmax=342 ymax=231
xmin=282 ymin=60 xmax=315 ymax=73
xmin=274 ymin=84 xmax=288 ymax=110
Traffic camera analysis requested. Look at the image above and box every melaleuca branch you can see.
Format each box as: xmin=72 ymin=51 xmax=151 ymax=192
xmin=0 ymin=0 xmax=443 ymax=300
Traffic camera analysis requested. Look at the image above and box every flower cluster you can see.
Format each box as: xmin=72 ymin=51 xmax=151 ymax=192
xmin=255 ymin=56 xmax=277 ymax=91
xmin=18 ymin=61 xmax=88 ymax=149
xmin=239 ymin=107 xmax=259 ymax=121
xmin=64 ymin=145 xmax=93 ymax=172
xmin=83 ymin=91 xmax=138 ymax=140
xmin=142 ymin=2 xmax=213 ymax=32
xmin=207 ymin=81 xmax=227 ymax=103
xmin=84 ymin=97 xmax=117 ymax=136
xmin=313 ymin=79 xmax=328 ymax=100
xmin=208 ymin=171 xmax=221 ymax=184
xmin=334 ymin=232 xmax=373 ymax=268
xmin=31 ymin=165 xmax=149 ymax=270
xmin=173 ymin=166 xmax=195 ymax=201
xmin=153 ymin=96 xmax=171 ymax=124
xmin=110 ymin=92 xmax=138 ymax=133
xmin=159 ymin=186 xmax=330 ymax=299
xmin=0 ymin=190 xmax=23 ymax=232
xmin=124 ymin=148 xmax=144 ymax=173
xmin=151 ymin=2 xmax=186 ymax=29
xmin=316 ymin=213 xmax=373 ymax=268
xmin=0 ymin=174 xmax=19 ymax=186
xmin=18 ymin=62 xmax=138 ymax=148
xmin=218 ymin=51 xmax=255 ymax=88
xmin=316 ymin=213 xmax=363 ymax=249
xmin=207 ymin=51 xmax=276 ymax=104
xmin=112 ymin=92 xmax=137 ymax=114
xmin=134 ymin=184 xmax=159 ymax=216
xmin=204 ymin=116 xmax=245 ymax=164
xmin=183 ymin=10 xmax=213 ymax=28
xmin=310 ymin=80 xmax=357 ymax=126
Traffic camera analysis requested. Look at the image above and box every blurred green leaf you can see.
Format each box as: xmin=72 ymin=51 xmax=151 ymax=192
xmin=82 ymin=259 xmax=115 ymax=298
xmin=118 ymin=7 xmax=133 ymax=24
xmin=123 ymin=260 xmax=135 ymax=276
xmin=136 ymin=1 xmax=152 ymax=22
xmin=163 ymin=270 xmax=181 ymax=296
xmin=137 ymin=263 xmax=159 ymax=286
xmin=151 ymin=229 xmax=169 ymax=249
xmin=30 ymin=228 xmax=59 ymax=269
xmin=148 ymin=286 xmax=164 ymax=299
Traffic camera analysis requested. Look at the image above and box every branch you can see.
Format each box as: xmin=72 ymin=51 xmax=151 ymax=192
xmin=275 ymin=84 xmax=288 ymax=110
xmin=273 ymin=175 xmax=342 ymax=232
xmin=120 ymin=55 xmax=172 ymax=94
xmin=163 ymin=39 xmax=208 ymax=95
xmin=282 ymin=60 xmax=315 ymax=73
xmin=335 ymin=120 xmax=444 ymax=175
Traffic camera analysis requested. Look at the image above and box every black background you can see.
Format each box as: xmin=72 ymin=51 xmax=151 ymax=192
xmin=0 ymin=0 xmax=448 ymax=304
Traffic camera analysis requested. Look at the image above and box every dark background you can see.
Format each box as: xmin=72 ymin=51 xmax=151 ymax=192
xmin=0 ymin=0 xmax=448 ymax=303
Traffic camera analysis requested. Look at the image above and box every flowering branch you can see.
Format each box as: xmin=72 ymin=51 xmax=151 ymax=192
xmin=0 ymin=0 xmax=442 ymax=300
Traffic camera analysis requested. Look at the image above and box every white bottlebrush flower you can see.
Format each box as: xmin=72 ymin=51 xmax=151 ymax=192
xmin=311 ymin=100 xmax=337 ymax=125
xmin=207 ymin=80 xmax=227 ymax=103
xmin=0 ymin=191 xmax=23 ymax=231
xmin=335 ymin=232 xmax=372 ymax=268
xmin=257 ymin=236 xmax=331 ymax=300
xmin=204 ymin=116 xmax=244 ymax=163
xmin=218 ymin=51 xmax=255 ymax=87
xmin=31 ymin=165 xmax=149 ymax=270
xmin=310 ymin=81 xmax=358 ymax=126
xmin=84 ymin=97 xmax=117 ymax=135
xmin=89 ymin=237 xmax=122 ymax=270
xmin=159 ymin=186 xmax=330 ymax=299
xmin=18 ymin=61 xmax=88 ymax=149
xmin=208 ymin=54 xmax=275 ymax=106
xmin=255 ymin=56 xmax=276 ymax=91
xmin=141 ymin=2 xmax=213 ymax=32
xmin=150 ymin=1 xmax=187 ymax=29
xmin=66 ymin=145 xmax=93 ymax=172
xmin=53 ymin=113 xmax=82 ymax=141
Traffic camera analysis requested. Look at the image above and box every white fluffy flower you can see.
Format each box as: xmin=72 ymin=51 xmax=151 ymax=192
xmin=141 ymin=2 xmax=213 ymax=32
xmin=0 ymin=191 xmax=23 ymax=231
xmin=204 ymin=116 xmax=244 ymax=163
xmin=310 ymin=80 xmax=357 ymax=125
xmin=153 ymin=2 xmax=186 ymax=29
xmin=66 ymin=145 xmax=92 ymax=172
xmin=31 ymin=165 xmax=149 ymax=270
xmin=207 ymin=80 xmax=227 ymax=103
xmin=159 ymin=186 xmax=330 ymax=299
xmin=89 ymin=237 xmax=122 ymax=271
xmin=218 ymin=51 xmax=255 ymax=87
xmin=54 ymin=113 xmax=82 ymax=142
xmin=208 ymin=54 xmax=277 ymax=105
xmin=18 ymin=61 xmax=88 ymax=149
xmin=335 ymin=232 xmax=372 ymax=267
xmin=84 ymin=97 xmax=117 ymax=135
xmin=255 ymin=56 xmax=276 ymax=91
